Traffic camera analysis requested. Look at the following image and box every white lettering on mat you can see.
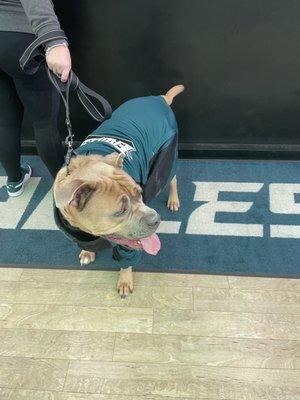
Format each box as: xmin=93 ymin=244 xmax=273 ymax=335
xmin=270 ymin=183 xmax=300 ymax=239
xmin=186 ymin=182 xmax=264 ymax=237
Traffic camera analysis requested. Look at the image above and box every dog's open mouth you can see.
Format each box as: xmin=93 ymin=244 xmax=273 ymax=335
xmin=106 ymin=233 xmax=161 ymax=255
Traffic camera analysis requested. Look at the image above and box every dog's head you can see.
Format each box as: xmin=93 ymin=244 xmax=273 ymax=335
xmin=53 ymin=153 xmax=161 ymax=254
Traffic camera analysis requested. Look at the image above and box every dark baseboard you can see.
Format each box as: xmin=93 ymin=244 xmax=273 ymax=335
xmin=21 ymin=140 xmax=300 ymax=160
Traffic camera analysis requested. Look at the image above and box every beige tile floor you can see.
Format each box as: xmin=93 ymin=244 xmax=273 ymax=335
xmin=0 ymin=267 xmax=299 ymax=400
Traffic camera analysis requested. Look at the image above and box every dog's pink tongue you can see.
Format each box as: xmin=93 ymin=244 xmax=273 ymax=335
xmin=140 ymin=234 xmax=161 ymax=255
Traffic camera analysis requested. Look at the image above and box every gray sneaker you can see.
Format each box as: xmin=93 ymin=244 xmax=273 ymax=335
xmin=6 ymin=164 xmax=32 ymax=197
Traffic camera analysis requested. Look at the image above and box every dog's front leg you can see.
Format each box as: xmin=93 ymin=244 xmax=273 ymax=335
xmin=79 ymin=250 xmax=96 ymax=266
xmin=117 ymin=266 xmax=133 ymax=298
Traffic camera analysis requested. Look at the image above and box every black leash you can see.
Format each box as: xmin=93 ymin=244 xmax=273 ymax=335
xmin=19 ymin=29 xmax=112 ymax=174
xmin=47 ymin=68 xmax=74 ymax=174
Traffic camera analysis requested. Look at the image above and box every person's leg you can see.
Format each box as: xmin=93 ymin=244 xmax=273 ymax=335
xmin=0 ymin=31 xmax=65 ymax=179
xmin=14 ymin=65 xmax=65 ymax=178
xmin=0 ymin=70 xmax=23 ymax=182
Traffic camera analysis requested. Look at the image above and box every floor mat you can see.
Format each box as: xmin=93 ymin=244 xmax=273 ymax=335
xmin=1 ymin=156 xmax=300 ymax=277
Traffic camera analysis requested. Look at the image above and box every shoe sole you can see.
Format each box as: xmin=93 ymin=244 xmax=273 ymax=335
xmin=7 ymin=165 xmax=32 ymax=197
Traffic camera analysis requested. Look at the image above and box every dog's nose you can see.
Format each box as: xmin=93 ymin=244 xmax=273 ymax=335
xmin=146 ymin=214 xmax=161 ymax=229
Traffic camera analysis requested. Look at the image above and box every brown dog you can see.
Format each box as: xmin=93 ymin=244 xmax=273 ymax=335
xmin=53 ymin=85 xmax=183 ymax=296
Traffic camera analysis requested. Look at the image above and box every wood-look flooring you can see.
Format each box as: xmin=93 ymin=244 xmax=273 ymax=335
xmin=0 ymin=267 xmax=299 ymax=400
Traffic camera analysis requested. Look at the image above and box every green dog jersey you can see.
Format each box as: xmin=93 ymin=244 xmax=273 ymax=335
xmin=75 ymin=95 xmax=178 ymax=184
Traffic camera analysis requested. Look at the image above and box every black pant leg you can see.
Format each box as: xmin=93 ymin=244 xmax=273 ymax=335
xmin=14 ymin=64 xmax=65 ymax=178
xmin=0 ymin=70 xmax=24 ymax=181
xmin=0 ymin=31 xmax=65 ymax=179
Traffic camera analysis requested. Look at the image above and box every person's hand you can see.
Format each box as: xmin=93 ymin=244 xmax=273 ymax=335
xmin=46 ymin=45 xmax=72 ymax=82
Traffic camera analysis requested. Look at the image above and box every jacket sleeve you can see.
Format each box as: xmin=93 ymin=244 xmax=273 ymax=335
xmin=20 ymin=0 xmax=67 ymax=48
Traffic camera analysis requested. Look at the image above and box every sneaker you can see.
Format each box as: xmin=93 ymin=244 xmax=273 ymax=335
xmin=6 ymin=164 xmax=32 ymax=197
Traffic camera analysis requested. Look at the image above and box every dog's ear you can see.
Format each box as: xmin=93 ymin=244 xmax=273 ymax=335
xmin=103 ymin=152 xmax=124 ymax=169
xmin=54 ymin=179 xmax=97 ymax=211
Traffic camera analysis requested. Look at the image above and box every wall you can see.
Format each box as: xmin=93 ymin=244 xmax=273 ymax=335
xmin=22 ymin=0 xmax=300 ymax=157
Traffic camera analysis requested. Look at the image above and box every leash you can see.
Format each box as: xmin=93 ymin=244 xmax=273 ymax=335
xmin=19 ymin=29 xmax=112 ymax=174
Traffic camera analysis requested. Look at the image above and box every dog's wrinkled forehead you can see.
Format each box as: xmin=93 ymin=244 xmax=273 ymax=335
xmin=54 ymin=155 xmax=142 ymax=212
xmin=112 ymin=169 xmax=142 ymax=199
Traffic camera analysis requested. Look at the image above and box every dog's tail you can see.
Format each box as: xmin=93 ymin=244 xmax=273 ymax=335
xmin=163 ymin=85 xmax=185 ymax=105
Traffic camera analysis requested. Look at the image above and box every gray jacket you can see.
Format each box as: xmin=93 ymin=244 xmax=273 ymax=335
xmin=0 ymin=0 xmax=66 ymax=47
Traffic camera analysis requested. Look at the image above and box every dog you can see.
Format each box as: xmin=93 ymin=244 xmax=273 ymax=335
xmin=53 ymin=85 xmax=184 ymax=297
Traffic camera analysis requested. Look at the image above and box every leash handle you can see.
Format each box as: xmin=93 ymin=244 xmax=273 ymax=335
xmin=46 ymin=67 xmax=112 ymax=123
xmin=19 ymin=30 xmax=112 ymax=173
xmin=20 ymin=30 xmax=112 ymax=122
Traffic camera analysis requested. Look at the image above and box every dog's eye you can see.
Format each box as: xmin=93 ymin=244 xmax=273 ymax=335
xmin=114 ymin=206 xmax=128 ymax=217
xmin=114 ymin=195 xmax=130 ymax=217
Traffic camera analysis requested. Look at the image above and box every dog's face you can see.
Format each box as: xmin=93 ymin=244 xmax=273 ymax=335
xmin=53 ymin=153 xmax=160 ymax=242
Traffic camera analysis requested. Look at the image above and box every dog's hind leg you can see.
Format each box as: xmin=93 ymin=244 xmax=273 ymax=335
xmin=167 ymin=175 xmax=180 ymax=212
xmin=162 ymin=84 xmax=185 ymax=105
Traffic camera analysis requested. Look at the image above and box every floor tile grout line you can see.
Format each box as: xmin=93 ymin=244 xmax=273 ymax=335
xmin=18 ymin=268 xmax=26 ymax=283
xmin=62 ymin=359 xmax=70 ymax=392
xmin=14 ymin=284 xmax=300 ymax=293
xmin=192 ymin=286 xmax=195 ymax=311
xmin=227 ymin=276 xmax=231 ymax=289
xmin=0 ymin=354 xmax=298 ymax=371
xmin=152 ymin=307 xmax=154 ymax=335
xmin=0 ymin=386 xmax=209 ymax=399
xmin=2 ymin=278 xmax=299 ymax=293
xmin=0 ymin=302 xmax=195 ymax=312
xmin=0 ymin=327 xmax=298 ymax=342
xmin=0 ymin=326 xmax=299 ymax=341
xmin=1 ymin=301 xmax=300 ymax=315
xmin=112 ymin=332 xmax=117 ymax=362
xmin=8 ymin=281 xmax=231 ymax=289
xmin=14 ymin=268 xmax=300 ymax=280
xmin=0 ymin=355 xmax=114 ymax=363
xmin=2 ymin=294 xmax=300 ymax=314
xmin=0 ymin=387 xmax=63 ymax=394
xmin=0 ymin=302 xmax=154 ymax=310
xmin=13 ymin=276 xmax=300 ymax=291
xmin=0 ymin=355 xmax=115 ymax=363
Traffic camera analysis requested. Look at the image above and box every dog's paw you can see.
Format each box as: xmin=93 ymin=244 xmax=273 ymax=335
xmin=79 ymin=250 xmax=96 ymax=266
xmin=167 ymin=194 xmax=180 ymax=212
xmin=117 ymin=267 xmax=133 ymax=298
